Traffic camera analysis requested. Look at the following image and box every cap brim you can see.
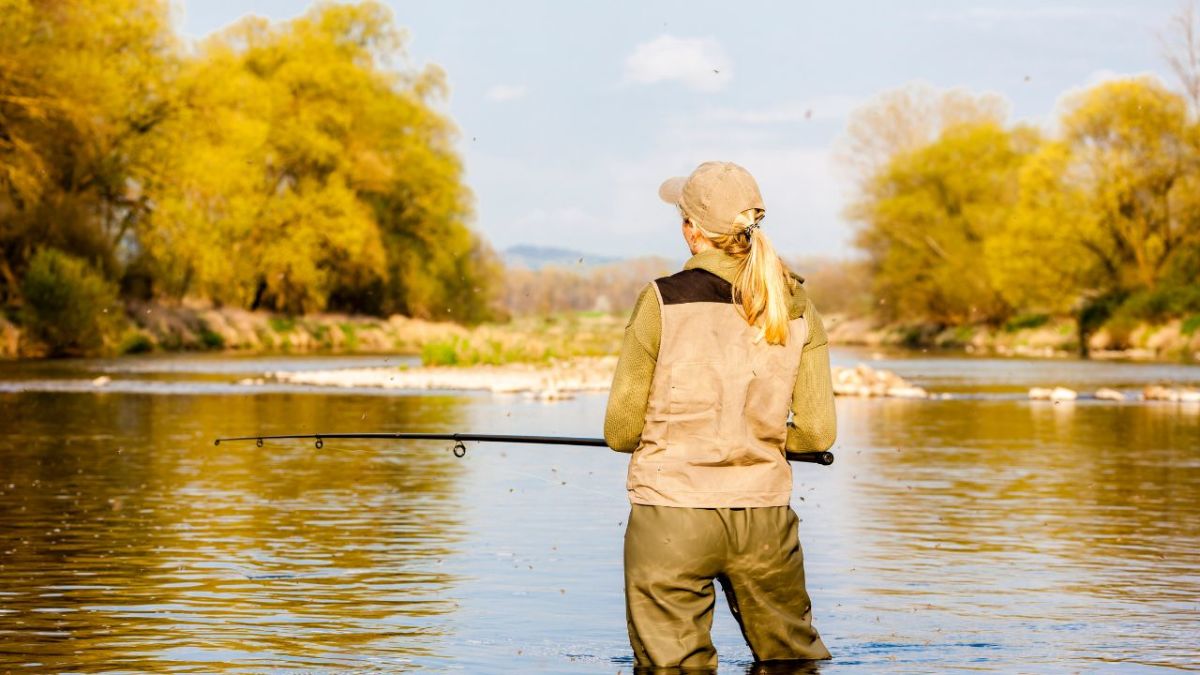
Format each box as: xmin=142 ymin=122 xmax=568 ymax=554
xmin=658 ymin=176 xmax=687 ymax=205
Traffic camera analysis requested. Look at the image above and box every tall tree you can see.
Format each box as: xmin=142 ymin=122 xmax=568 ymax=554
xmin=1059 ymin=78 xmax=1198 ymax=292
xmin=0 ymin=0 xmax=175 ymax=305
xmin=986 ymin=77 xmax=1200 ymax=352
xmin=140 ymin=1 xmax=491 ymax=318
xmin=850 ymin=122 xmax=1034 ymax=325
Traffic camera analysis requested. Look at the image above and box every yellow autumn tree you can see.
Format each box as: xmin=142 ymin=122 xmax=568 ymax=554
xmin=3 ymin=0 xmax=499 ymax=339
xmin=984 ymin=141 xmax=1102 ymax=315
xmin=141 ymin=2 xmax=492 ymax=318
xmin=849 ymin=122 xmax=1036 ymax=325
xmin=1063 ymin=78 xmax=1196 ymax=290
xmin=986 ymin=77 xmax=1200 ymax=340
xmin=0 ymin=0 xmax=175 ymax=303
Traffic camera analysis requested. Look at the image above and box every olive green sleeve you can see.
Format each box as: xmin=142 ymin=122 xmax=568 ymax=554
xmin=786 ymin=300 xmax=837 ymax=454
xmin=604 ymin=284 xmax=661 ymax=453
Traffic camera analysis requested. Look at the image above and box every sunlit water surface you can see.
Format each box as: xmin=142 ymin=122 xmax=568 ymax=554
xmin=1 ymin=349 xmax=1198 ymax=672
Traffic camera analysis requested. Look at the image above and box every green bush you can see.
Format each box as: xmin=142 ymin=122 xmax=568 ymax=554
xmin=1115 ymin=285 xmax=1200 ymax=323
xmin=307 ymin=322 xmax=332 ymax=348
xmin=268 ymin=316 xmax=295 ymax=333
xmin=1104 ymin=314 xmax=1141 ymax=349
xmin=1004 ymin=313 xmax=1050 ymax=332
xmin=421 ymin=337 xmax=461 ymax=366
xmin=339 ymin=322 xmax=359 ymax=351
xmin=1182 ymin=315 xmax=1200 ymax=337
xmin=20 ymin=248 xmax=123 ymax=356
xmin=199 ymin=326 xmax=225 ymax=349
xmin=1078 ymin=291 xmax=1127 ymax=351
xmin=117 ymin=329 xmax=155 ymax=355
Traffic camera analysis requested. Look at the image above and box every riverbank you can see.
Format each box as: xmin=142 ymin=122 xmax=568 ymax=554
xmin=824 ymin=313 xmax=1200 ymax=362
xmin=3 ymin=301 xmax=1198 ymax=366
xmin=0 ymin=301 xmax=624 ymax=363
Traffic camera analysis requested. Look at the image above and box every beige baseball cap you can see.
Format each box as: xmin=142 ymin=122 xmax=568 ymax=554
xmin=658 ymin=161 xmax=765 ymax=235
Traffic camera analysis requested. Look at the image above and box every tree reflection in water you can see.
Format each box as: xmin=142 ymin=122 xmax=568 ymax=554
xmin=0 ymin=390 xmax=466 ymax=671
xmin=824 ymin=396 xmax=1200 ymax=668
xmin=2 ymin=351 xmax=1198 ymax=671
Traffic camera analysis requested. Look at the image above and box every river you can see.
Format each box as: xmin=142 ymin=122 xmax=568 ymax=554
xmin=1 ymin=349 xmax=1198 ymax=672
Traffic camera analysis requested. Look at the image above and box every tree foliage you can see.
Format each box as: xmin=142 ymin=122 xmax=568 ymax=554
xmin=0 ymin=0 xmax=175 ymax=303
xmin=850 ymin=122 xmax=1034 ymax=324
xmin=985 ymin=141 xmax=1101 ymax=314
xmin=1 ymin=0 xmax=499 ymax=350
xmin=20 ymin=248 xmax=122 ymax=356
xmin=1059 ymin=78 xmax=1199 ymax=292
xmin=987 ymin=78 xmax=1200 ymax=330
xmin=849 ymin=75 xmax=1200 ymax=336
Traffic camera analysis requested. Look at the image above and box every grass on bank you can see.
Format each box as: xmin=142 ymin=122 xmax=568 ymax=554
xmin=418 ymin=313 xmax=623 ymax=366
xmin=5 ymin=289 xmax=628 ymax=363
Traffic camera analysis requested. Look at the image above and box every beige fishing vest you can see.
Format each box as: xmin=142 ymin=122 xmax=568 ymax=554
xmin=627 ymin=269 xmax=808 ymax=508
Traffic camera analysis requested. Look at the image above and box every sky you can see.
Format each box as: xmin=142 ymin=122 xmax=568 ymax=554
xmin=178 ymin=1 xmax=1185 ymax=260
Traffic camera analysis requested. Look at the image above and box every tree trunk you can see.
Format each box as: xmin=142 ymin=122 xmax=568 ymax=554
xmin=1077 ymin=314 xmax=1091 ymax=359
xmin=249 ymin=279 xmax=267 ymax=311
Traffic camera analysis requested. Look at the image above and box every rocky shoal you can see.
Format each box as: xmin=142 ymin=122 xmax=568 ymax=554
xmin=1027 ymin=384 xmax=1200 ymax=401
xmin=270 ymin=357 xmax=617 ymax=401
xmin=232 ymin=359 xmax=1200 ymax=405
xmin=266 ymin=359 xmax=932 ymax=400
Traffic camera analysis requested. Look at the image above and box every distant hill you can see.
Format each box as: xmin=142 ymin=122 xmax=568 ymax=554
xmin=503 ymin=245 xmax=622 ymax=270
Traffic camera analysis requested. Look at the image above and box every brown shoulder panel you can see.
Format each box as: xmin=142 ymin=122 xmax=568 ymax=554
xmin=654 ymin=269 xmax=735 ymax=305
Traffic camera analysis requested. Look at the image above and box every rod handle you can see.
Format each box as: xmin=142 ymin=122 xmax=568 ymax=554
xmin=788 ymin=451 xmax=835 ymax=465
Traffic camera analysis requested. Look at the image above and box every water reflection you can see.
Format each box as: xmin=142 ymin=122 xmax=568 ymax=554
xmin=0 ymin=391 xmax=467 ymax=671
xmin=1 ymin=352 xmax=1198 ymax=672
xmin=823 ymin=396 xmax=1200 ymax=670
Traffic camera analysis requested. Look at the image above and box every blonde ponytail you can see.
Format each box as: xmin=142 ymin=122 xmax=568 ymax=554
xmin=701 ymin=209 xmax=795 ymax=345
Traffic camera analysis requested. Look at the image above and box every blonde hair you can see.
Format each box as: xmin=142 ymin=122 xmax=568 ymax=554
xmin=689 ymin=208 xmax=795 ymax=345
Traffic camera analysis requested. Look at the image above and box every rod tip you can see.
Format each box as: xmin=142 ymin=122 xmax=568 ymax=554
xmin=213 ymin=439 xmax=220 ymax=446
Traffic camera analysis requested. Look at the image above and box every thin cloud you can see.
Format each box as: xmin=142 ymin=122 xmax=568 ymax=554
xmin=623 ymin=35 xmax=732 ymax=92
xmin=485 ymin=84 xmax=528 ymax=102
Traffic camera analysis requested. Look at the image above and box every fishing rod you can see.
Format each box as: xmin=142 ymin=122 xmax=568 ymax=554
xmin=212 ymin=432 xmax=835 ymax=465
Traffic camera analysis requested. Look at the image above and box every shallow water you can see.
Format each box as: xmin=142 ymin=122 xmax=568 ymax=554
xmin=1 ymin=349 xmax=1198 ymax=672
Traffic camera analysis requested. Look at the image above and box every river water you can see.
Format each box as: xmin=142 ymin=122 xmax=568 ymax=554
xmin=1 ymin=349 xmax=1198 ymax=673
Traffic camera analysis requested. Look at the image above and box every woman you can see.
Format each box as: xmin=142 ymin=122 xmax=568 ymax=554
xmin=604 ymin=161 xmax=837 ymax=669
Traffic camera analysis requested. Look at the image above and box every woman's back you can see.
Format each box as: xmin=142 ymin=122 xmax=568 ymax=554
xmin=624 ymin=251 xmax=810 ymax=507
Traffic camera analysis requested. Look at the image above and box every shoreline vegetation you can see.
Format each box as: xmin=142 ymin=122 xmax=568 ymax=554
xmin=2 ymin=301 xmax=1198 ymax=364
xmin=0 ymin=301 xmax=625 ymax=363
xmin=54 ymin=311 xmax=1193 ymax=404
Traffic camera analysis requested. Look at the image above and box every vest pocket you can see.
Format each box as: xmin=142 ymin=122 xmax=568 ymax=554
xmin=664 ymin=361 xmax=722 ymax=456
xmin=666 ymin=361 xmax=721 ymax=412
